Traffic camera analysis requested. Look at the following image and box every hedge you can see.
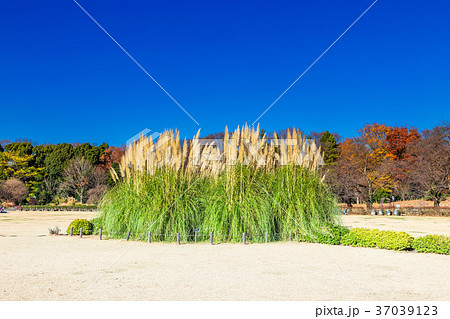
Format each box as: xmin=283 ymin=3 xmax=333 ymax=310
xmin=21 ymin=205 xmax=97 ymax=212
xmin=341 ymin=228 xmax=414 ymax=251
xmin=412 ymin=235 xmax=450 ymax=255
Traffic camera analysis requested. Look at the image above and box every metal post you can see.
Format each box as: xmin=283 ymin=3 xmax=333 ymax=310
xmin=210 ymin=232 xmax=213 ymax=245
xmin=194 ymin=231 xmax=198 ymax=243
xmin=99 ymin=228 xmax=102 ymax=240
xmin=177 ymin=232 xmax=180 ymax=245
xmin=289 ymin=232 xmax=292 ymax=241
xmin=70 ymin=226 xmax=73 ymax=236
xmin=148 ymin=231 xmax=151 ymax=243
xmin=126 ymin=231 xmax=131 ymax=241
xmin=242 ymin=232 xmax=246 ymax=245
xmin=265 ymin=231 xmax=268 ymax=243
xmin=80 ymin=227 xmax=83 ymax=238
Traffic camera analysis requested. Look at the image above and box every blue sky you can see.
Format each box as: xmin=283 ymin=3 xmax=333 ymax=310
xmin=1 ymin=0 xmax=449 ymax=146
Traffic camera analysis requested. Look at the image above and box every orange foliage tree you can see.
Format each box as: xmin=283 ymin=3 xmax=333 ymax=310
xmin=332 ymin=123 xmax=394 ymax=208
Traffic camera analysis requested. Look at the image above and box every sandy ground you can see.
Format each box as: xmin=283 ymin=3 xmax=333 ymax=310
xmin=342 ymin=215 xmax=450 ymax=237
xmin=0 ymin=211 xmax=449 ymax=301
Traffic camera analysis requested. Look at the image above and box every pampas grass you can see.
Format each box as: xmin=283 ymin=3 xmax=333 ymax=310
xmin=98 ymin=125 xmax=338 ymax=242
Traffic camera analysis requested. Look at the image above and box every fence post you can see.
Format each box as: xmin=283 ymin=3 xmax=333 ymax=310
xmin=194 ymin=231 xmax=198 ymax=243
xmin=242 ymin=232 xmax=246 ymax=245
xmin=99 ymin=228 xmax=102 ymax=240
xmin=148 ymin=231 xmax=151 ymax=243
xmin=177 ymin=232 xmax=180 ymax=245
xmin=70 ymin=226 xmax=73 ymax=236
xmin=265 ymin=231 xmax=268 ymax=243
xmin=80 ymin=227 xmax=83 ymax=238
xmin=210 ymin=232 xmax=213 ymax=245
xmin=126 ymin=231 xmax=131 ymax=241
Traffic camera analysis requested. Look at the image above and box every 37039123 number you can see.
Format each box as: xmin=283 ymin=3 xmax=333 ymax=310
xmin=375 ymin=306 xmax=438 ymax=316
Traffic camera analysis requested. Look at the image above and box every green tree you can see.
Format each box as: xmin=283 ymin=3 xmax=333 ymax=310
xmin=74 ymin=142 xmax=108 ymax=165
xmin=0 ymin=151 xmax=44 ymax=200
xmin=44 ymin=143 xmax=74 ymax=179
xmin=4 ymin=142 xmax=33 ymax=156
xmin=319 ymin=131 xmax=339 ymax=165
xmin=33 ymin=144 xmax=56 ymax=167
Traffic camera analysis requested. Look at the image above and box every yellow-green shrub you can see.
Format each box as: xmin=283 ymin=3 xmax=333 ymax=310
xmin=412 ymin=235 xmax=450 ymax=255
xmin=67 ymin=219 xmax=93 ymax=235
xmin=341 ymin=228 xmax=413 ymax=251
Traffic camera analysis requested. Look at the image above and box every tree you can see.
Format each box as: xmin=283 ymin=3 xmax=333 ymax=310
xmin=0 ymin=178 xmax=29 ymax=204
xmin=319 ymin=131 xmax=340 ymax=165
xmin=33 ymin=144 xmax=56 ymax=167
xmin=59 ymin=157 xmax=94 ymax=203
xmin=99 ymin=145 xmax=125 ymax=169
xmin=0 ymin=151 xmax=44 ymax=199
xmin=74 ymin=142 xmax=109 ymax=165
xmin=385 ymin=126 xmax=421 ymax=160
xmin=4 ymin=142 xmax=33 ymax=156
xmin=44 ymin=143 xmax=74 ymax=179
xmin=332 ymin=123 xmax=394 ymax=208
xmin=407 ymin=123 xmax=450 ymax=207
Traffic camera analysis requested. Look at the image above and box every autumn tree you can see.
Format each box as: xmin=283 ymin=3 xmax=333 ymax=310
xmin=59 ymin=157 xmax=94 ymax=203
xmin=330 ymin=123 xmax=394 ymax=208
xmin=407 ymin=123 xmax=450 ymax=207
xmin=386 ymin=126 xmax=421 ymax=160
xmin=99 ymin=145 xmax=125 ymax=169
xmin=0 ymin=178 xmax=29 ymax=204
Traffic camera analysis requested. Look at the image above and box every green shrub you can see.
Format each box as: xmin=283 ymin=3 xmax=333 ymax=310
xmin=301 ymin=224 xmax=350 ymax=245
xmin=67 ymin=219 xmax=93 ymax=235
xmin=376 ymin=230 xmax=414 ymax=251
xmin=341 ymin=228 xmax=379 ymax=248
xmin=341 ymin=228 xmax=413 ymax=251
xmin=412 ymin=235 xmax=450 ymax=255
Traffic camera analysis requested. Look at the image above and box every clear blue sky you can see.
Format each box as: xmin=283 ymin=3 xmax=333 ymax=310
xmin=1 ymin=0 xmax=449 ymax=146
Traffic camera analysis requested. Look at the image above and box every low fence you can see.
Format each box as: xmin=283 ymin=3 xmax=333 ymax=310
xmin=69 ymin=227 xmax=303 ymax=244
xmin=340 ymin=206 xmax=450 ymax=217
xmin=20 ymin=205 xmax=97 ymax=212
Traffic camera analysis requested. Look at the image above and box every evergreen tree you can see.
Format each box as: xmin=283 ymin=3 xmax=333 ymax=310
xmin=319 ymin=131 xmax=339 ymax=165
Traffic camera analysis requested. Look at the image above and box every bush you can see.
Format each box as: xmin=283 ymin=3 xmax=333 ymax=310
xmin=376 ymin=230 xmax=414 ymax=251
xmin=412 ymin=235 xmax=450 ymax=255
xmin=67 ymin=219 xmax=93 ymax=235
xmin=341 ymin=228 xmax=379 ymax=248
xmin=301 ymin=224 xmax=350 ymax=245
xmin=341 ymin=228 xmax=413 ymax=251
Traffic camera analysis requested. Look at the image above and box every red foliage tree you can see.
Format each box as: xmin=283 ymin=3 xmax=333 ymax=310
xmin=99 ymin=145 xmax=126 ymax=169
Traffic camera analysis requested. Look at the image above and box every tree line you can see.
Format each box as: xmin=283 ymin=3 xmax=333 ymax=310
xmin=1 ymin=122 xmax=449 ymax=208
xmin=320 ymin=122 xmax=450 ymax=208
xmin=0 ymin=140 xmax=124 ymax=206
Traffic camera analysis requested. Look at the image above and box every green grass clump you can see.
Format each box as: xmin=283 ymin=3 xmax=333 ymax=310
xmin=98 ymin=164 xmax=339 ymax=242
xmin=67 ymin=219 xmax=93 ymax=235
xmin=412 ymin=235 xmax=450 ymax=255
xmin=98 ymin=169 xmax=203 ymax=241
xmin=341 ymin=228 xmax=413 ymax=251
